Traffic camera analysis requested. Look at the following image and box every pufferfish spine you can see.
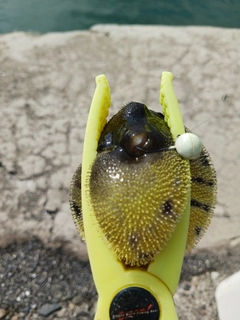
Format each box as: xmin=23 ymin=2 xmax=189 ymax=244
xmin=70 ymin=102 xmax=217 ymax=266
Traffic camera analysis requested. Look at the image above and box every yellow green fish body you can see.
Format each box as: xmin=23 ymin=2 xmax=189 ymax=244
xmin=70 ymin=102 xmax=217 ymax=267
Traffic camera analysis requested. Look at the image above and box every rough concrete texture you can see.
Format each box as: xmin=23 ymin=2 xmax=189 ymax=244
xmin=0 ymin=25 xmax=240 ymax=261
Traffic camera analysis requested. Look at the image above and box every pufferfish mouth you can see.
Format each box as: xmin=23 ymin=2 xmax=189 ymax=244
xmin=88 ymin=102 xmax=191 ymax=266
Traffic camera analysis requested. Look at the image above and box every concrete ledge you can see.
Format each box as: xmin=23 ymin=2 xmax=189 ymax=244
xmin=0 ymin=25 xmax=240 ymax=259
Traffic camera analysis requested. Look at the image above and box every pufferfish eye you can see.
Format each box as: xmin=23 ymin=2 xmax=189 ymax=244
xmin=119 ymin=131 xmax=150 ymax=157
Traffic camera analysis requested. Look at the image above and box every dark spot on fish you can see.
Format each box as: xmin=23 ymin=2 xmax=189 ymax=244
xmin=70 ymin=201 xmax=82 ymax=219
xmin=192 ymin=176 xmax=215 ymax=187
xmin=195 ymin=226 xmax=202 ymax=236
xmin=191 ymin=199 xmax=211 ymax=213
xmin=200 ymin=154 xmax=210 ymax=167
xmin=162 ymin=200 xmax=173 ymax=216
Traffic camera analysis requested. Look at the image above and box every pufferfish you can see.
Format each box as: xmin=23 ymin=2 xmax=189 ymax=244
xmin=70 ymin=102 xmax=217 ymax=267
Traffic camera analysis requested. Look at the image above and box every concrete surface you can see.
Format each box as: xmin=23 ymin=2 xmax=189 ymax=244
xmin=0 ymin=25 xmax=240 ymax=261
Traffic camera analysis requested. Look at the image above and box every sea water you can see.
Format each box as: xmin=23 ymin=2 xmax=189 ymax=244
xmin=0 ymin=0 xmax=240 ymax=34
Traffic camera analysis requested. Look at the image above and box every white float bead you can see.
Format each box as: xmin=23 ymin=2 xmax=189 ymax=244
xmin=175 ymin=133 xmax=202 ymax=159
